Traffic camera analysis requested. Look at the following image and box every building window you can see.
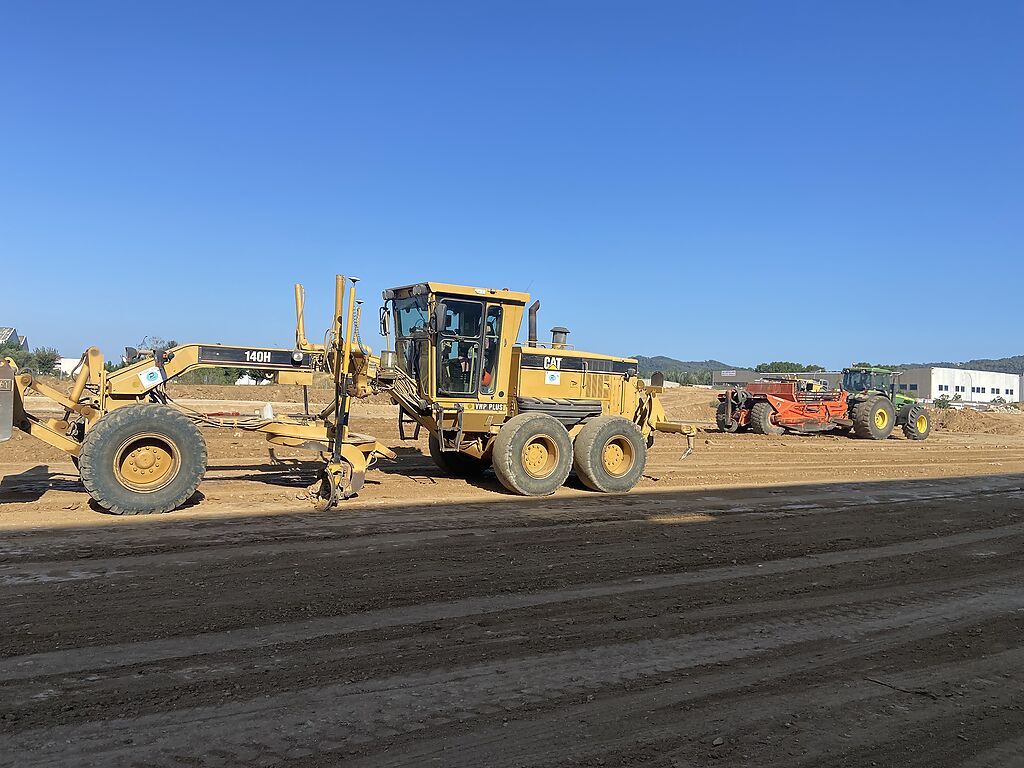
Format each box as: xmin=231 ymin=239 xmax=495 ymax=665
xmin=981 ymin=387 xmax=987 ymax=394
xmin=993 ymin=388 xmax=1000 ymax=395
xmin=909 ymin=384 xmax=918 ymax=391
xmin=899 ymin=383 xmax=907 ymax=390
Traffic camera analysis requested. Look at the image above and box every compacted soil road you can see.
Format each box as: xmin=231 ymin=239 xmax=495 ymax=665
xmin=2 ymin=387 xmax=1024 ymax=766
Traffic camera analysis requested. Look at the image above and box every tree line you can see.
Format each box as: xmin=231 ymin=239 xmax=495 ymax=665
xmin=0 ymin=341 xmax=61 ymax=375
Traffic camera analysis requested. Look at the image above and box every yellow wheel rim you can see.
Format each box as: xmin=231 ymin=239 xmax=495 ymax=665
xmin=874 ymin=408 xmax=889 ymax=429
xmin=916 ymin=414 xmax=928 ymax=433
xmin=601 ymin=436 xmax=635 ymax=478
xmin=521 ymin=435 xmax=558 ymax=479
xmin=113 ymin=433 xmax=180 ymax=493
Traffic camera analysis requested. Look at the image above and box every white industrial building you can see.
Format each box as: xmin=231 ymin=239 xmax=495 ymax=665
xmin=713 ymin=365 xmax=1021 ymax=404
xmin=897 ymin=367 xmax=1020 ymax=404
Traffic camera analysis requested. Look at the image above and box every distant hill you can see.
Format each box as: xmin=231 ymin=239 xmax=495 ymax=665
xmin=633 ymin=355 xmax=733 ymax=376
xmin=890 ymin=355 xmax=1024 ymax=375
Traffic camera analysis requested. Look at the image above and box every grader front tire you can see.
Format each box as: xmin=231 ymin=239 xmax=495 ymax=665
xmin=491 ymin=413 xmax=572 ymax=496
xmin=79 ymin=404 xmax=208 ymax=515
xmin=572 ymin=416 xmax=647 ymax=493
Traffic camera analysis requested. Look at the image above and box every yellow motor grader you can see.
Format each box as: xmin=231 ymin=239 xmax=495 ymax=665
xmin=1 ymin=277 xmax=695 ymax=514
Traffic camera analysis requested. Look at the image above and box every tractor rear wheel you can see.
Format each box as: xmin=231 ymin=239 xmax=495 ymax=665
xmin=491 ymin=413 xmax=573 ymax=496
xmin=901 ymin=404 xmax=932 ymax=440
xmin=79 ymin=404 xmax=207 ymax=515
xmin=428 ymin=434 xmax=489 ymax=477
xmin=852 ymin=396 xmax=896 ymax=440
xmin=572 ymin=416 xmax=647 ymax=493
xmin=716 ymin=401 xmax=739 ymax=433
xmin=749 ymin=401 xmax=784 ymax=436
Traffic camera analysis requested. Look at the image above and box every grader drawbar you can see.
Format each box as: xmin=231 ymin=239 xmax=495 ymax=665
xmin=0 ymin=276 xmax=395 ymax=515
xmin=2 ymin=277 xmax=697 ymax=515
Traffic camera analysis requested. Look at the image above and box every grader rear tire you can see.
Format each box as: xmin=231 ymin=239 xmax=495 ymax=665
xmin=428 ymin=434 xmax=489 ymax=478
xmin=852 ymin=396 xmax=896 ymax=440
xmin=79 ymin=404 xmax=208 ymax=515
xmin=572 ymin=416 xmax=647 ymax=493
xmin=749 ymin=401 xmax=785 ymax=436
xmin=901 ymin=404 xmax=932 ymax=440
xmin=491 ymin=413 xmax=572 ymax=496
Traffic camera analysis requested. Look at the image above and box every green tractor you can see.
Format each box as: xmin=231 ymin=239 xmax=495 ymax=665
xmin=841 ymin=367 xmax=931 ymax=441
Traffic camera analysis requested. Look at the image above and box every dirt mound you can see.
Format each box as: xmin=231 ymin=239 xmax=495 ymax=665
xmin=933 ymin=407 xmax=1024 ymax=435
xmin=656 ymin=386 xmax=719 ymax=422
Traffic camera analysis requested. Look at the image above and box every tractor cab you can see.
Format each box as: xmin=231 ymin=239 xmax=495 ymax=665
xmin=842 ymin=367 xmax=896 ymax=399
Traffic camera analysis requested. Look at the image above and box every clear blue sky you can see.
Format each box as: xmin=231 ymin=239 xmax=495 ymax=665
xmin=2 ymin=1 xmax=1021 ymax=370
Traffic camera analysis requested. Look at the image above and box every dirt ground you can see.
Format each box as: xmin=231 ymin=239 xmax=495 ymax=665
xmin=2 ymin=387 xmax=1024 ymax=765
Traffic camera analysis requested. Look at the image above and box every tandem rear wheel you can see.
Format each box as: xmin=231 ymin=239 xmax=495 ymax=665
xmin=490 ymin=413 xmax=648 ymax=496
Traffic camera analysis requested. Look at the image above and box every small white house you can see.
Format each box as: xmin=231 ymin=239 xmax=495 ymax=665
xmin=58 ymin=357 xmax=81 ymax=377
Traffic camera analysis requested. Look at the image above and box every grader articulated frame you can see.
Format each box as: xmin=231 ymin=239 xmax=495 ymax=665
xmin=0 ymin=276 xmax=394 ymax=515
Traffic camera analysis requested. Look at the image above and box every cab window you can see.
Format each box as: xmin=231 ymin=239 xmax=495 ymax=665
xmin=481 ymin=305 xmax=502 ymax=394
xmin=437 ymin=299 xmax=483 ymax=396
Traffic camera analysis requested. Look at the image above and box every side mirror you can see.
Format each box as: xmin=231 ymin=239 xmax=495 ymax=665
xmin=379 ymin=306 xmax=390 ymax=338
xmin=431 ymin=301 xmax=445 ymax=334
xmin=651 ymin=371 xmax=665 ymax=387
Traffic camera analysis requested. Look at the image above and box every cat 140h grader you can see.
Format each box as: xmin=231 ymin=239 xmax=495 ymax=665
xmin=1 ymin=276 xmax=695 ymax=515
xmin=715 ymin=367 xmax=932 ymax=440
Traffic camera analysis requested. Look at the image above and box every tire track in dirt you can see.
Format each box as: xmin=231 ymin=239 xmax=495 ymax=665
xmin=3 ymin=520 xmax=1023 ymax=684
xmin=4 ymin=579 xmax=1022 ymax=767
xmin=4 ymin=475 xmax=1022 ymax=584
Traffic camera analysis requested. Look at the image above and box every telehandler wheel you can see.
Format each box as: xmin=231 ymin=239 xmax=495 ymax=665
xmin=749 ymin=401 xmax=785 ymax=436
xmin=428 ymin=434 xmax=489 ymax=478
xmin=901 ymin=404 xmax=932 ymax=440
xmin=491 ymin=413 xmax=572 ymax=496
xmin=79 ymin=404 xmax=208 ymax=515
xmin=851 ymin=396 xmax=896 ymax=440
xmin=572 ymin=416 xmax=647 ymax=493
xmin=716 ymin=401 xmax=739 ymax=433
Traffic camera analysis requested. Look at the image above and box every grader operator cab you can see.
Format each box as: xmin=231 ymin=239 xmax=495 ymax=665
xmin=374 ymin=282 xmax=695 ymax=496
